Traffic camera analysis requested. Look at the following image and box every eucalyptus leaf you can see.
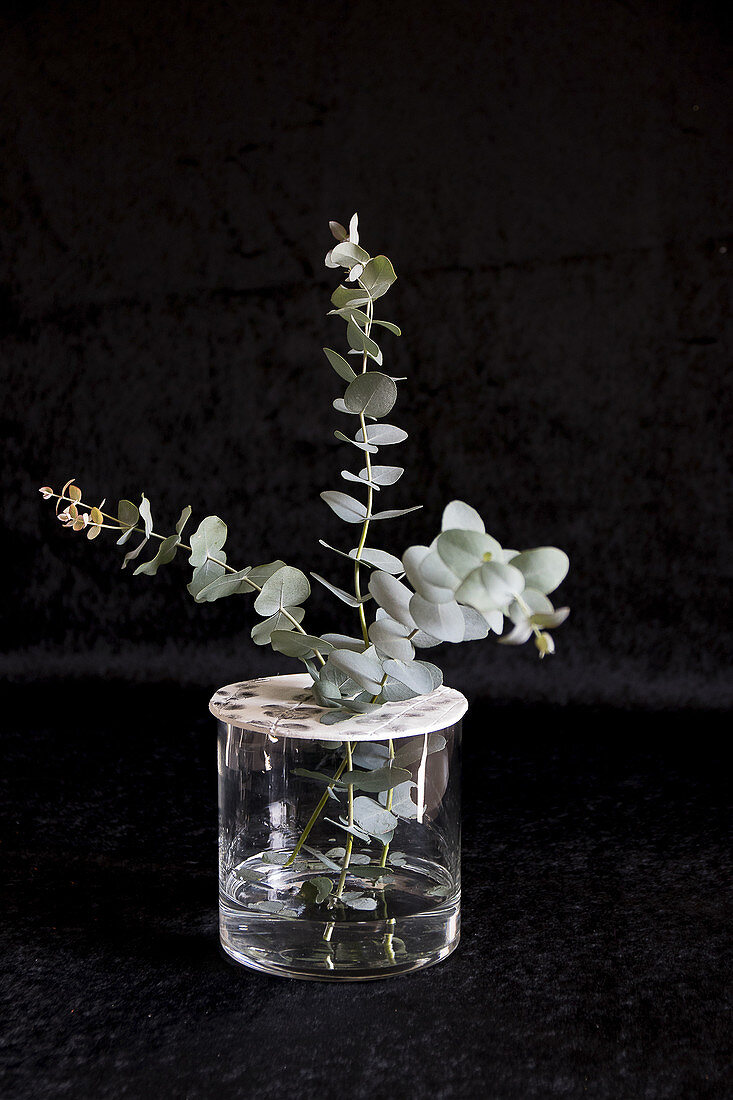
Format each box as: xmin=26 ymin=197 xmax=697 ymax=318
xmin=408 ymin=593 xmax=465 ymax=643
xmin=368 ymin=572 xmax=415 ymax=629
xmin=382 ymin=659 xmax=440 ymax=695
xmin=351 ymin=743 xmax=391 ymax=769
xmin=323 ymin=347 xmax=356 ymax=382
xmin=359 ymin=465 xmax=404 ymax=485
xmin=340 ymin=766 xmax=412 ymax=792
xmin=320 ymin=490 xmax=368 ymax=524
xmin=311 ymin=573 xmax=367 ymax=607
xmin=133 ymin=533 xmax=180 ymax=577
xmin=188 ymin=515 xmax=227 ymax=568
xmin=320 ymin=632 xmax=366 ymax=651
xmin=510 ymin=548 xmax=570 ymax=595
xmin=344 ymin=372 xmax=397 ymax=418
xmin=353 ymin=795 xmax=398 ymax=838
xmin=334 ymin=430 xmax=378 ymax=454
xmin=530 ymin=607 xmax=570 ymax=628
xmin=370 ymin=505 xmax=423 ymax=521
xmin=333 ymin=398 xmax=356 ymax=415
xmin=436 ymin=529 xmax=504 ymax=579
xmin=454 ymin=561 xmax=524 ymax=613
xmin=368 ymin=617 xmax=415 ymax=661
xmin=194 ymin=567 xmax=253 ymax=603
xmin=175 ymin=505 xmax=192 ymax=536
xmin=402 ymin=545 xmax=454 ymax=603
xmin=271 ymin=631 xmax=333 ymax=658
xmin=461 ymin=605 xmax=491 ymax=641
xmin=251 ymin=606 xmax=306 ymax=645
xmin=328 ymin=647 xmax=385 ymax=694
xmin=354 ymin=547 xmax=404 ymax=574
xmin=246 ymin=560 xmax=287 ymax=588
xmin=441 ymin=500 xmax=485 ymax=533
xmin=342 ymin=895 xmax=378 ymax=911
xmin=116 ymin=499 xmax=139 ymax=545
xmin=331 ymin=286 xmax=370 ymax=309
xmin=341 ymin=470 xmax=381 ymax=491
xmin=121 ymin=535 xmax=149 ymax=570
xmin=139 ymin=494 xmax=153 ymax=538
xmin=370 ymin=318 xmax=401 ymax=335
xmin=254 ymin=565 xmax=310 ymax=615
xmin=360 ymin=255 xmax=397 ymax=299
xmin=356 ymin=424 xmax=407 ymax=447
xmin=346 ymin=319 xmax=382 ymax=365
xmin=379 ymin=780 xmax=418 ymax=820
xmin=187 ymin=558 xmax=226 ymax=597
xmin=330 ymin=241 xmax=370 ymax=267
xmin=393 ymin=732 xmax=447 ymax=768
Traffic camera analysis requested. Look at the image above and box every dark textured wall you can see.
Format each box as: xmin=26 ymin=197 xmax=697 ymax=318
xmin=2 ymin=0 xmax=731 ymax=709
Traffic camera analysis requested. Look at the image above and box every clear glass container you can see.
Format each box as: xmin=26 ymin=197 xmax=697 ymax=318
xmin=213 ymin=675 xmax=464 ymax=981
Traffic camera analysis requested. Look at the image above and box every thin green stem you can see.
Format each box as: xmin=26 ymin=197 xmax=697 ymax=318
xmin=379 ymin=737 xmax=396 ymax=868
xmin=334 ymin=741 xmax=355 ymax=897
xmin=284 ymin=752 xmax=349 ymax=866
xmin=49 ymin=492 xmax=324 ymax=662
xmin=352 ymin=295 xmax=375 ymax=646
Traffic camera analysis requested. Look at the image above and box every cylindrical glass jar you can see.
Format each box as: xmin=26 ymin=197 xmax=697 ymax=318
xmin=212 ymin=674 xmax=466 ymax=981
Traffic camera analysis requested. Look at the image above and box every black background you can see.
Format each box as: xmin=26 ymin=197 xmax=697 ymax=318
xmin=2 ymin=2 xmax=731 ymax=1097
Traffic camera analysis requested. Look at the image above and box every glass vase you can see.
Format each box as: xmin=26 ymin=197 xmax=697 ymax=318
xmin=213 ymin=674 xmax=465 ymax=981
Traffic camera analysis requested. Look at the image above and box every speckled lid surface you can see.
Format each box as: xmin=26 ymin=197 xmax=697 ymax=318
xmin=209 ymin=673 xmax=468 ymax=742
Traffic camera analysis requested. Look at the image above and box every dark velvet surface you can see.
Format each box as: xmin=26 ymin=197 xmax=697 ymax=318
xmin=2 ymin=0 xmax=731 ymax=1095
xmin=2 ymin=686 xmax=731 ymax=1099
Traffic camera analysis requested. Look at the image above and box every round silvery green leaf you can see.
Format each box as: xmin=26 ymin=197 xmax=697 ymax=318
xmin=194 ymin=567 xmax=253 ymax=603
xmin=328 ymin=647 xmax=384 ymax=694
xmin=530 ymin=608 xmax=570 ymax=628
xmin=460 ymin=606 xmax=490 ymax=641
xmin=320 ymin=491 xmax=367 ymax=523
xmin=359 ymin=465 xmax=404 ymax=485
xmin=370 ymin=318 xmax=401 ymax=336
xmin=139 ymin=493 xmax=153 ymax=538
xmin=368 ymin=571 xmax=416 ymax=629
xmin=253 ymin=565 xmax=310 ymax=615
xmin=370 ymin=505 xmax=422 ymax=521
xmin=320 ymin=633 xmax=365 ymax=651
xmin=356 ymin=424 xmax=407 ymax=446
xmin=441 ymin=500 xmax=485 ymax=533
xmin=353 ymin=795 xmax=398 ymax=837
xmin=380 ymin=676 xmax=420 ymax=702
xmin=418 ymin=545 xmax=460 ymax=589
xmin=341 ymin=470 xmax=381 ymax=491
xmin=455 ymin=561 xmax=524 ymax=613
xmin=360 ymin=255 xmax=397 ymax=300
xmin=175 ymin=505 xmax=192 ymax=536
xmin=187 ymin=558 xmax=226 ymax=596
xmin=510 ymin=548 xmax=569 ymax=595
xmin=368 ymin=616 xmax=415 ymax=661
xmin=133 ymin=534 xmax=180 ymax=577
xmin=116 ymin=500 xmax=139 ymax=546
xmin=251 ymin=606 xmax=305 ymax=645
xmin=344 ymin=372 xmax=397 ymax=418
xmin=411 ymin=629 xmax=442 ymax=649
xmin=330 ymin=241 xmax=370 ymax=267
xmin=379 ymin=780 xmax=418 ymax=820
xmin=329 ymin=220 xmax=348 ymax=241
xmin=353 ymin=547 xmax=404 ymax=574
xmin=343 ymin=895 xmax=378 ymax=912
xmin=340 ymin=766 xmax=413 ymax=793
xmin=331 ymin=286 xmax=370 ymax=309
xmin=346 ymin=319 xmax=382 ymax=364
xmin=498 ymin=621 xmax=533 ymax=646
xmin=332 ymin=398 xmax=356 ymax=415
xmin=508 ymin=588 xmax=553 ymax=625
xmin=382 ymin=659 xmax=437 ymax=695
xmin=409 ymin=593 xmax=465 ymax=643
xmin=270 ymin=631 xmax=333 ymax=658
xmin=323 ymin=347 xmax=356 ymax=382
xmin=334 ymin=430 xmax=378 ymax=453
xmin=311 ymin=573 xmax=366 ymax=607
xmin=402 ymin=545 xmax=455 ymax=603
xmin=436 ymin=530 xmax=504 ymax=580
xmin=188 ymin=515 xmax=227 ymax=567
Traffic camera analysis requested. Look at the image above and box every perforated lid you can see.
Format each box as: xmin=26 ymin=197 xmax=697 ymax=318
xmin=209 ymin=673 xmax=467 ymax=742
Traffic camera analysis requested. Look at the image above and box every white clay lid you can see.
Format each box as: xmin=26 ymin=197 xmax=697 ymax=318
xmin=209 ymin=673 xmax=467 ymax=742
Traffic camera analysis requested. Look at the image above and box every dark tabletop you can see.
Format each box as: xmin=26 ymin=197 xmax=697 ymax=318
xmin=2 ymin=684 xmax=729 ymax=1099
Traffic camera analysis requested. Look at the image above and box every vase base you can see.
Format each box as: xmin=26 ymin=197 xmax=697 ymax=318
xmin=219 ymin=897 xmax=460 ymax=981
